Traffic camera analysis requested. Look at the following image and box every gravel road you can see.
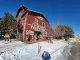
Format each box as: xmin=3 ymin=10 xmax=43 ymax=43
xmin=68 ymin=41 xmax=80 ymax=60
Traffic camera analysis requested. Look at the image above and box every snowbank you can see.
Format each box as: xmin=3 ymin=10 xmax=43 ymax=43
xmin=0 ymin=40 xmax=71 ymax=60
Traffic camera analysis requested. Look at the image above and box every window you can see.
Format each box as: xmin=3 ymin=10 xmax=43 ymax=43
xmin=42 ymin=22 xmax=45 ymax=27
xmin=34 ymin=18 xmax=38 ymax=27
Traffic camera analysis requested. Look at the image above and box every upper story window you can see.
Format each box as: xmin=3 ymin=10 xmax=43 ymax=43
xmin=42 ymin=22 xmax=45 ymax=27
xmin=34 ymin=18 xmax=38 ymax=26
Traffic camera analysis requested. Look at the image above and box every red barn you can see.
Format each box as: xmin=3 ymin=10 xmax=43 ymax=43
xmin=16 ymin=6 xmax=51 ymax=43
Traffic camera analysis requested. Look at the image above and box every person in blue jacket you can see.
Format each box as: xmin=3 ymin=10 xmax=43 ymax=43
xmin=42 ymin=51 xmax=51 ymax=60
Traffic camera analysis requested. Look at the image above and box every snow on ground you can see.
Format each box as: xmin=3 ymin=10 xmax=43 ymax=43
xmin=0 ymin=40 xmax=72 ymax=60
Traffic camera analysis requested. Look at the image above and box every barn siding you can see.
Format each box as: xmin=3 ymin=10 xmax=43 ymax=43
xmin=16 ymin=6 xmax=51 ymax=43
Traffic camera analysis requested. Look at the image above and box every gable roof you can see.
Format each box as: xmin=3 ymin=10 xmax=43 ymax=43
xmin=16 ymin=5 xmax=27 ymax=17
xmin=28 ymin=10 xmax=49 ymax=22
xmin=16 ymin=6 xmax=49 ymax=22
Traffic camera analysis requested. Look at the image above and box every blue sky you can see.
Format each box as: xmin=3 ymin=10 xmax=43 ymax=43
xmin=0 ymin=0 xmax=80 ymax=35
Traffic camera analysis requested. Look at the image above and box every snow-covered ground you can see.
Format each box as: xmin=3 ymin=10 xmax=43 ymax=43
xmin=0 ymin=40 xmax=72 ymax=60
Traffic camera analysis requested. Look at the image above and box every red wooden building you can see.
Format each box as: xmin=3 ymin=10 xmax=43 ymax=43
xmin=16 ymin=6 xmax=51 ymax=42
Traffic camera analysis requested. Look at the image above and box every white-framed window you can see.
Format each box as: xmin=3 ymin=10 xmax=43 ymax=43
xmin=34 ymin=18 xmax=38 ymax=26
xmin=42 ymin=22 xmax=45 ymax=27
